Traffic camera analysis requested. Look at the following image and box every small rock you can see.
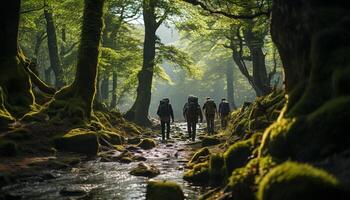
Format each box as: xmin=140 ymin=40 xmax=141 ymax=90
xmin=128 ymin=137 xmax=141 ymax=145
xmin=60 ymin=187 xmax=87 ymax=197
xmin=133 ymin=155 xmax=147 ymax=161
xmin=130 ymin=162 xmax=160 ymax=178
xmin=137 ymin=139 xmax=156 ymax=150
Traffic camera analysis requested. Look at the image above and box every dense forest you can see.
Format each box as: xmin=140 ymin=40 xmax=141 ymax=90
xmin=0 ymin=0 xmax=349 ymax=200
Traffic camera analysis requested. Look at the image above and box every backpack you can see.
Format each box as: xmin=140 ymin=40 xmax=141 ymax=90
xmin=205 ymin=100 xmax=216 ymax=115
xmin=158 ymin=101 xmax=169 ymax=117
xmin=220 ymin=102 xmax=230 ymax=115
xmin=187 ymin=101 xmax=198 ymax=118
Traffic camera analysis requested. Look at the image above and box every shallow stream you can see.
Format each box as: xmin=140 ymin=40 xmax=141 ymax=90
xmin=2 ymin=123 xmax=210 ymax=200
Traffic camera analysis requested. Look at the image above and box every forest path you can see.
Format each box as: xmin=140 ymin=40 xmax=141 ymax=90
xmin=1 ymin=122 xmax=210 ymax=200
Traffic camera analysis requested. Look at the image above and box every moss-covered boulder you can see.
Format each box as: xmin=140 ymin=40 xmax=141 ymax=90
xmin=146 ymin=180 xmax=184 ymax=200
xmin=208 ymin=154 xmax=226 ymax=186
xmin=130 ymin=162 xmax=160 ymax=178
xmin=228 ymin=166 xmax=256 ymax=200
xmin=54 ymin=128 xmax=98 ymax=156
xmin=189 ymin=147 xmax=210 ymax=165
xmin=98 ymin=130 xmax=125 ymax=146
xmin=0 ymin=141 xmax=17 ymax=156
xmin=137 ymin=138 xmax=156 ymax=150
xmin=201 ymin=136 xmax=221 ymax=147
xmin=258 ymin=161 xmax=346 ymax=200
xmin=127 ymin=137 xmax=141 ymax=145
xmin=183 ymin=162 xmax=209 ymax=184
xmin=224 ymin=139 xmax=253 ymax=175
xmin=260 ymin=97 xmax=350 ymax=161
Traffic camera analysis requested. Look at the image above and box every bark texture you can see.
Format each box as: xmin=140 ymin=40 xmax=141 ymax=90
xmin=44 ymin=9 xmax=64 ymax=88
xmin=0 ymin=0 xmax=34 ymax=116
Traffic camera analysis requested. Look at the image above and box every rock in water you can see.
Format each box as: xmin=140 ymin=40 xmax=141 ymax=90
xmin=130 ymin=162 xmax=160 ymax=178
xmin=146 ymin=180 xmax=184 ymax=200
xmin=137 ymin=138 xmax=156 ymax=150
xmin=54 ymin=128 xmax=98 ymax=156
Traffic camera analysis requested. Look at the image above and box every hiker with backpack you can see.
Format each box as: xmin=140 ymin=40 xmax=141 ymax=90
xmin=219 ymin=98 xmax=231 ymax=129
xmin=157 ymin=98 xmax=174 ymax=141
xmin=183 ymin=95 xmax=203 ymax=141
xmin=202 ymin=97 xmax=217 ymax=135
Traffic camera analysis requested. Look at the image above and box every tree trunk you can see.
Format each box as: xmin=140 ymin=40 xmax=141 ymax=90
xmin=43 ymin=0 xmax=105 ymax=121
xmin=100 ymin=76 xmax=109 ymax=102
xmin=244 ymin=27 xmax=271 ymax=96
xmin=110 ymin=71 xmax=117 ymax=108
xmin=125 ymin=0 xmax=157 ymax=126
xmin=0 ymin=0 xmax=34 ymax=117
xmin=260 ymin=0 xmax=350 ymax=162
xmin=44 ymin=9 xmax=65 ymax=88
xmin=226 ymin=62 xmax=236 ymax=109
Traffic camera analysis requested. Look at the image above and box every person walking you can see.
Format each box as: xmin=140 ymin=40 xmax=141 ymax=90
xmin=183 ymin=96 xmax=203 ymax=141
xmin=157 ymin=98 xmax=174 ymax=140
xmin=202 ymin=97 xmax=217 ymax=135
xmin=219 ymin=98 xmax=231 ymax=129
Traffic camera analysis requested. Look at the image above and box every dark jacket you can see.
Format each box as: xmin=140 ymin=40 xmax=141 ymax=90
xmin=157 ymin=102 xmax=174 ymax=122
xmin=183 ymin=102 xmax=203 ymax=123
xmin=219 ymin=101 xmax=231 ymax=116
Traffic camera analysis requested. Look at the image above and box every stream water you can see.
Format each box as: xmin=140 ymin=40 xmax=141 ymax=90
xmin=2 ymin=123 xmax=210 ymax=200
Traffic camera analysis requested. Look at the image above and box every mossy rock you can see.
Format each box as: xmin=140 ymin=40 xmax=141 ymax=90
xmin=98 ymin=130 xmax=125 ymax=146
xmin=202 ymin=136 xmax=221 ymax=147
xmin=258 ymin=161 xmax=347 ymax=200
xmin=260 ymin=96 xmax=350 ymax=161
xmin=137 ymin=138 xmax=156 ymax=150
xmin=189 ymin=147 xmax=210 ymax=164
xmin=224 ymin=139 xmax=253 ymax=175
xmin=209 ymin=154 xmax=227 ymax=186
xmin=146 ymin=180 xmax=184 ymax=200
xmin=0 ymin=141 xmax=17 ymax=156
xmin=228 ymin=166 xmax=256 ymax=200
xmin=130 ymin=162 xmax=160 ymax=178
xmin=54 ymin=128 xmax=98 ymax=156
xmin=127 ymin=137 xmax=141 ymax=145
xmin=183 ymin=162 xmax=210 ymax=184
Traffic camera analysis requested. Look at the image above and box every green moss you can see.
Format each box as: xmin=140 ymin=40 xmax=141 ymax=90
xmin=224 ymin=139 xmax=253 ymax=175
xmin=98 ymin=130 xmax=125 ymax=146
xmin=146 ymin=180 xmax=184 ymax=200
xmin=54 ymin=128 xmax=98 ymax=156
xmin=202 ymin=136 xmax=221 ymax=147
xmin=0 ymin=141 xmax=18 ymax=156
xmin=257 ymin=162 xmax=344 ymax=200
xmin=208 ymin=154 xmax=227 ymax=186
xmin=260 ymin=96 xmax=350 ymax=161
xmin=189 ymin=147 xmax=210 ymax=164
xmin=137 ymin=138 xmax=156 ymax=150
xmin=183 ymin=162 xmax=210 ymax=184
xmin=228 ymin=166 xmax=256 ymax=200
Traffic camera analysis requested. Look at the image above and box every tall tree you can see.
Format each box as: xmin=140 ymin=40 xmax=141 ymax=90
xmin=42 ymin=0 xmax=105 ymax=121
xmin=125 ymin=0 xmax=176 ymax=126
xmin=226 ymin=62 xmax=236 ymax=109
xmin=0 ymin=0 xmax=35 ymax=117
xmin=44 ymin=8 xmax=65 ymax=87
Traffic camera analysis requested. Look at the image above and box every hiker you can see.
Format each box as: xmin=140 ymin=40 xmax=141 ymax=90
xmin=202 ymin=97 xmax=217 ymax=135
xmin=157 ymin=98 xmax=174 ymax=140
xmin=219 ymin=98 xmax=231 ymax=129
xmin=183 ymin=96 xmax=203 ymax=141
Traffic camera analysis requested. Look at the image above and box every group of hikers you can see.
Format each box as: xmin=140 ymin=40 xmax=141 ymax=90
xmin=157 ymin=96 xmax=231 ymax=141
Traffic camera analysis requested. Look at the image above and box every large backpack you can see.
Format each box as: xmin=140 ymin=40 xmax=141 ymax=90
xmin=158 ymin=101 xmax=169 ymax=117
xmin=220 ymin=102 xmax=230 ymax=115
xmin=186 ymin=96 xmax=199 ymax=118
xmin=205 ymin=100 xmax=216 ymax=115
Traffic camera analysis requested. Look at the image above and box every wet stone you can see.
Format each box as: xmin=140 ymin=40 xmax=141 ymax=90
xmin=60 ymin=187 xmax=88 ymax=197
xmin=129 ymin=162 xmax=160 ymax=178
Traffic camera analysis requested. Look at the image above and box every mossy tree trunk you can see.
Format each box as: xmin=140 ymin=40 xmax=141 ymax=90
xmin=100 ymin=76 xmax=109 ymax=102
xmin=44 ymin=9 xmax=65 ymax=88
xmin=260 ymin=0 xmax=350 ymax=162
xmin=125 ymin=0 xmax=158 ymax=126
xmin=44 ymin=0 xmax=105 ymax=121
xmin=226 ymin=62 xmax=236 ymax=109
xmin=0 ymin=0 xmax=35 ymax=117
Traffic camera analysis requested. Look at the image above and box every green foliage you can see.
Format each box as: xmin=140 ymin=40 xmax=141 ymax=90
xmin=146 ymin=180 xmax=184 ymax=200
xmin=257 ymin=162 xmax=344 ymax=200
